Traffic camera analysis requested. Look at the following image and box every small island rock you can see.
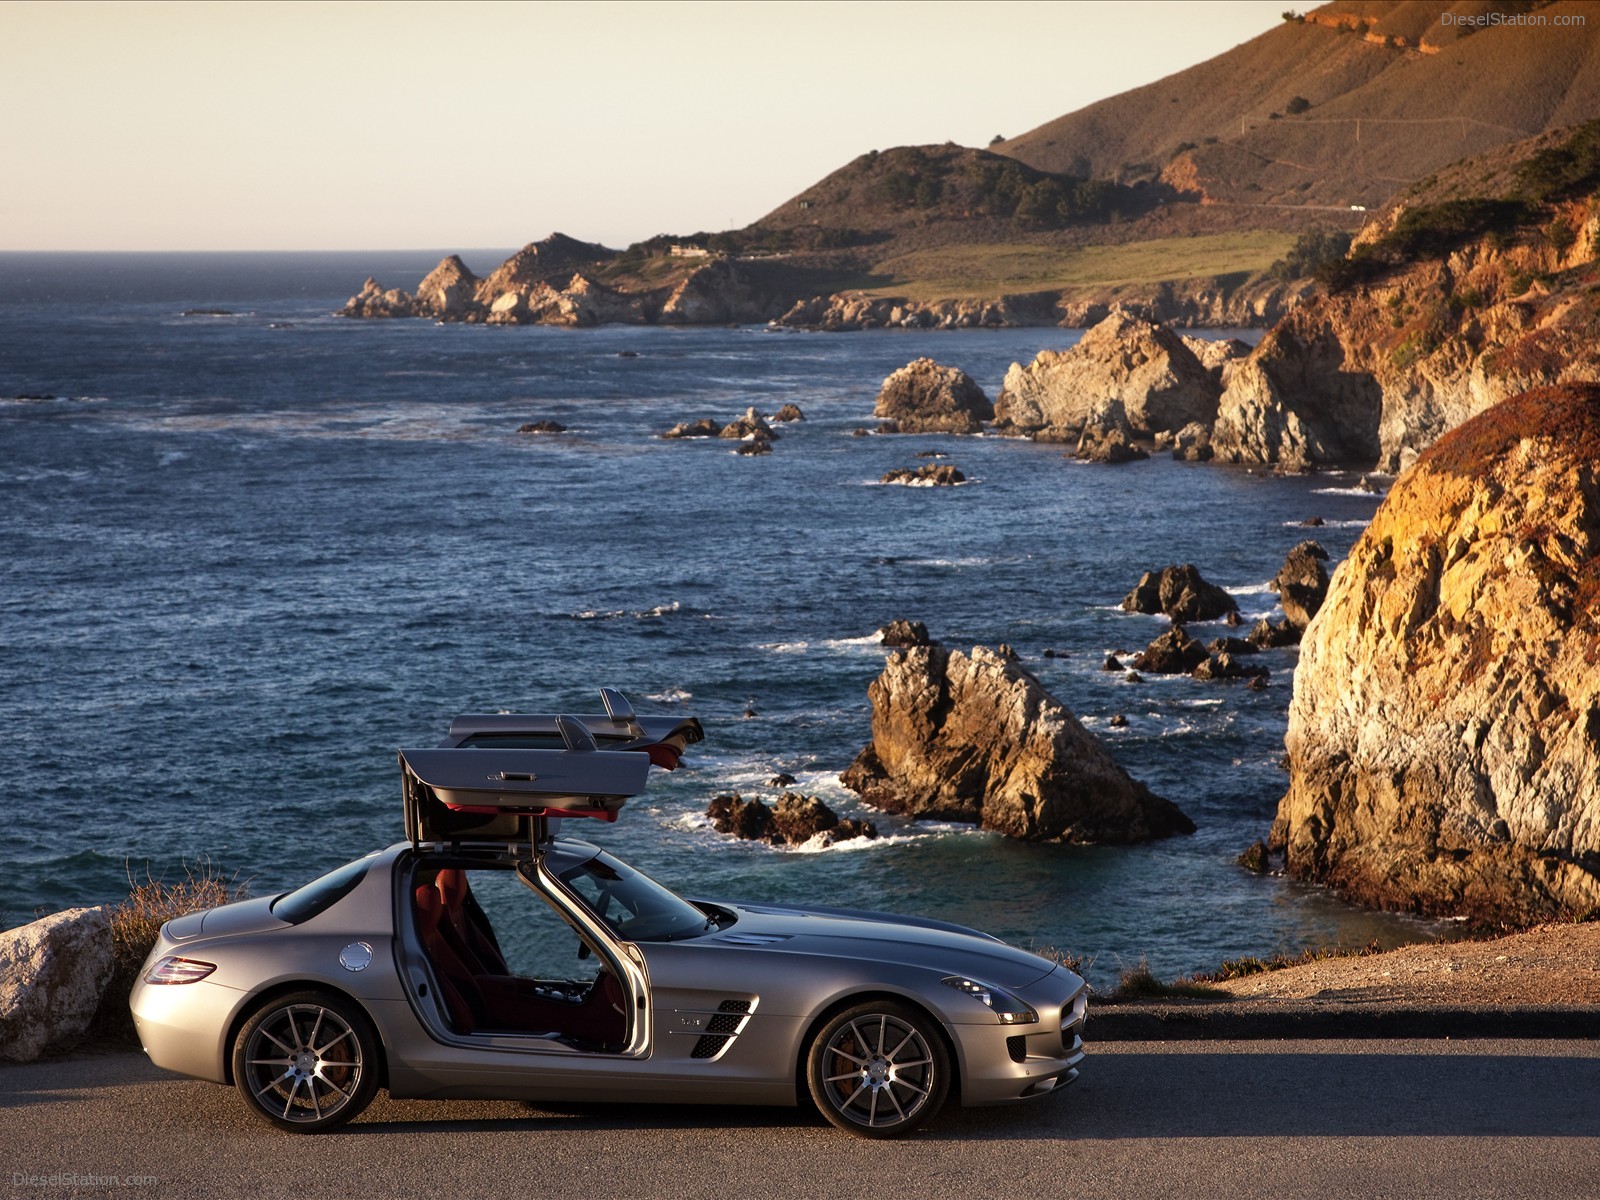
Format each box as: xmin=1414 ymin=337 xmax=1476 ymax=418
xmin=873 ymin=358 xmax=994 ymax=434
xmin=841 ymin=644 xmax=1193 ymax=843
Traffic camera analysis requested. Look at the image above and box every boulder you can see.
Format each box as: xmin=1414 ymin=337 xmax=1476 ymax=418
xmin=1248 ymin=617 xmax=1301 ymax=649
xmin=1131 ymin=627 xmax=1209 ymax=674
xmin=841 ymin=644 xmax=1193 ymax=843
xmin=706 ymin=792 xmax=874 ymax=846
xmin=1271 ymin=384 xmax=1600 ymax=923
xmin=517 ymin=420 xmax=567 ymax=434
xmin=735 ymin=438 xmax=773 ymax=456
xmin=0 ymin=906 xmax=113 ymax=1062
xmin=1192 ymin=651 xmax=1270 ymax=682
xmin=873 ymin=358 xmax=993 ymax=434
xmin=881 ymin=464 xmax=966 ymax=486
xmin=1074 ymin=397 xmax=1148 ymax=463
xmin=1170 ymin=421 xmax=1215 ymax=461
xmin=706 ymin=793 xmax=773 ymax=841
xmin=1272 ymin=539 xmax=1332 ymax=630
xmin=772 ymin=403 xmax=805 ymax=423
xmin=879 ymin=618 xmax=933 ymax=647
xmin=1121 ymin=564 xmax=1237 ymax=622
xmin=661 ymin=418 xmax=723 ymax=439
xmin=720 ymin=408 xmax=776 ymax=441
xmin=994 ymin=312 xmax=1221 ymax=439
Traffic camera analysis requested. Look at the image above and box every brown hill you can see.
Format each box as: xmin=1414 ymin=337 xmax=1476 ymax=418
xmin=997 ymin=0 xmax=1600 ymax=211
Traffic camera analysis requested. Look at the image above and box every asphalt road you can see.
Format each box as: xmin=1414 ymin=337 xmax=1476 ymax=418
xmin=4 ymin=1039 xmax=1598 ymax=1200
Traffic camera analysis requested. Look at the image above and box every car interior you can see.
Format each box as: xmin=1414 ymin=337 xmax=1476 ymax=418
xmin=410 ymin=863 xmax=627 ymax=1048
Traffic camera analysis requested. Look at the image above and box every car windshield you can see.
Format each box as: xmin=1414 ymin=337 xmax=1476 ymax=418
xmin=548 ymin=847 xmax=712 ymax=942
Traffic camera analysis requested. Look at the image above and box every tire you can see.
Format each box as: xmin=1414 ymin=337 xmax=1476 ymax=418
xmin=806 ymin=1000 xmax=951 ymax=1137
xmin=232 ymin=990 xmax=380 ymax=1132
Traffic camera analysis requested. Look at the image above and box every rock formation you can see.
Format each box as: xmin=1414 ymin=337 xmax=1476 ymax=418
xmin=706 ymin=792 xmax=876 ymax=846
xmin=873 ymin=359 xmax=993 ymax=434
xmin=661 ymin=418 xmax=723 ymax=439
xmin=1271 ymin=384 xmax=1600 ymax=923
xmin=1271 ymin=539 xmax=1331 ymax=630
xmin=878 ymin=618 xmax=932 ymax=647
xmin=881 ymin=464 xmax=966 ymax=486
xmin=841 ymin=644 xmax=1193 ymax=843
xmin=994 ymin=312 xmax=1222 ymax=440
xmin=0 ymin=907 xmax=113 ymax=1062
xmin=1130 ymin=627 xmax=1208 ymax=675
xmin=1074 ymin=397 xmax=1148 ymax=463
xmin=1121 ymin=564 xmax=1237 ymax=622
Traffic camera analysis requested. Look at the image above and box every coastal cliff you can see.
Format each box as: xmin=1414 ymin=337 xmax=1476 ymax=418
xmin=1210 ymin=123 xmax=1600 ymax=469
xmin=1271 ymin=384 xmax=1600 ymax=924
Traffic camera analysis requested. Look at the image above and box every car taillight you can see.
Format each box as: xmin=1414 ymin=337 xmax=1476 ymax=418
xmin=144 ymin=956 xmax=217 ymax=985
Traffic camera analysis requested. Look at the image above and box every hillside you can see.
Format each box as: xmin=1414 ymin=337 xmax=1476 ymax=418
xmin=343 ymin=1 xmax=1600 ymax=329
xmin=998 ymin=0 xmax=1600 ymax=211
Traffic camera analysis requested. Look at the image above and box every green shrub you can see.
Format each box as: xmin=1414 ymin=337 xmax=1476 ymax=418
xmin=1286 ymin=96 xmax=1312 ymax=115
xmin=1514 ymin=119 xmax=1600 ymax=205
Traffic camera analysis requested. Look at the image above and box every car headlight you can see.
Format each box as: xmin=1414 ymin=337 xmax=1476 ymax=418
xmin=143 ymin=956 xmax=217 ymax=985
xmin=941 ymin=975 xmax=1038 ymax=1024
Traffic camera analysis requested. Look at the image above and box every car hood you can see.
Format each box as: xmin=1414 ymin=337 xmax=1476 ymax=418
xmin=705 ymin=901 xmax=1057 ymax=989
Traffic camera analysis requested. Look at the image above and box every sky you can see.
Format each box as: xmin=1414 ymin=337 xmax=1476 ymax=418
xmin=0 ymin=0 xmax=1288 ymax=252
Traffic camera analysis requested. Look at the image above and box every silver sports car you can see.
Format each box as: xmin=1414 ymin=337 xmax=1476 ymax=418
xmin=130 ymin=690 xmax=1087 ymax=1137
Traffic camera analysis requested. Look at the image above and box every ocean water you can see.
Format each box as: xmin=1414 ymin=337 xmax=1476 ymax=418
xmin=0 ymin=251 xmax=1439 ymax=986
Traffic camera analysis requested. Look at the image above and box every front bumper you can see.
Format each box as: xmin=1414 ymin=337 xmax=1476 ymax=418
xmin=950 ymin=971 xmax=1087 ymax=1106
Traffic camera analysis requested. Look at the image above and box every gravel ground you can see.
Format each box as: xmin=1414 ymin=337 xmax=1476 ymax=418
xmin=1204 ymin=921 xmax=1600 ymax=1005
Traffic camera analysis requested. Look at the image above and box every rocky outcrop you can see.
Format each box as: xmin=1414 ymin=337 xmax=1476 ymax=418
xmin=878 ymin=618 xmax=932 ymax=647
xmin=1074 ymin=397 xmax=1148 ymax=463
xmin=1272 ymin=540 xmax=1331 ymax=630
xmin=841 ymin=644 xmax=1193 ymax=843
xmin=1210 ymin=176 xmax=1600 ymax=471
xmin=518 ymin=420 xmax=567 ymax=434
xmin=1121 ymin=564 xmax=1237 ymax=622
xmin=341 ymin=277 xmax=423 ymax=318
xmin=416 ymin=255 xmax=480 ymax=319
xmin=707 ymin=792 xmax=876 ymax=846
xmin=1130 ymin=627 xmax=1208 ymax=675
xmin=1270 ymin=384 xmax=1600 ymax=923
xmin=994 ymin=312 xmax=1222 ymax=440
xmin=719 ymin=408 xmax=775 ymax=441
xmin=0 ymin=907 xmax=113 ymax=1062
xmin=661 ymin=418 xmax=723 ymax=439
xmin=881 ymin=464 xmax=966 ymax=486
xmin=873 ymin=359 xmax=993 ymax=434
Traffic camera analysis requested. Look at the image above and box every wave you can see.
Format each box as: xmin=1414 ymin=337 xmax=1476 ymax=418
xmin=642 ymin=687 xmax=693 ymax=704
xmin=1282 ymin=518 xmax=1368 ymax=529
xmin=570 ymin=601 xmax=705 ymax=621
xmin=1311 ymin=485 xmax=1385 ymax=498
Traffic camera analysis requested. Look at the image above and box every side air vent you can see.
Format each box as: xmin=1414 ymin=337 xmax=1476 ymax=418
xmin=690 ymin=999 xmax=754 ymax=1060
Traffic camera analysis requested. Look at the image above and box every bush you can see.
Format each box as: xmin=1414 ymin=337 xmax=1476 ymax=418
xmin=1514 ymin=119 xmax=1600 ymax=205
xmin=1268 ymin=228 xmax=1354 ymax=281
xmin=1286 ymin=95 xmax=1312 ymax=115
xmin=91 ymin=860 xmax=249 ymax=1042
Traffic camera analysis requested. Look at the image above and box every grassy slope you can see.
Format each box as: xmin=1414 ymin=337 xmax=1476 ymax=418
xmin=858 ymin=232 xmax=1297 ymax=301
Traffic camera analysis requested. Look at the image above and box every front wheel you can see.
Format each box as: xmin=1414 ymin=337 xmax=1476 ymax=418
xmin=806 ymin=1001 xmax=951 ymax=1137
xmin=232 ymin=990 xmax=380 ymax=1132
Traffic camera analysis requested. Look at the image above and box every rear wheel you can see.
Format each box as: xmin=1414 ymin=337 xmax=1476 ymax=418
xmin=232 ymin=991 xmax=379 ymax=1132
xmin=806 ymin=1001 xmax=950 ymax=1137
